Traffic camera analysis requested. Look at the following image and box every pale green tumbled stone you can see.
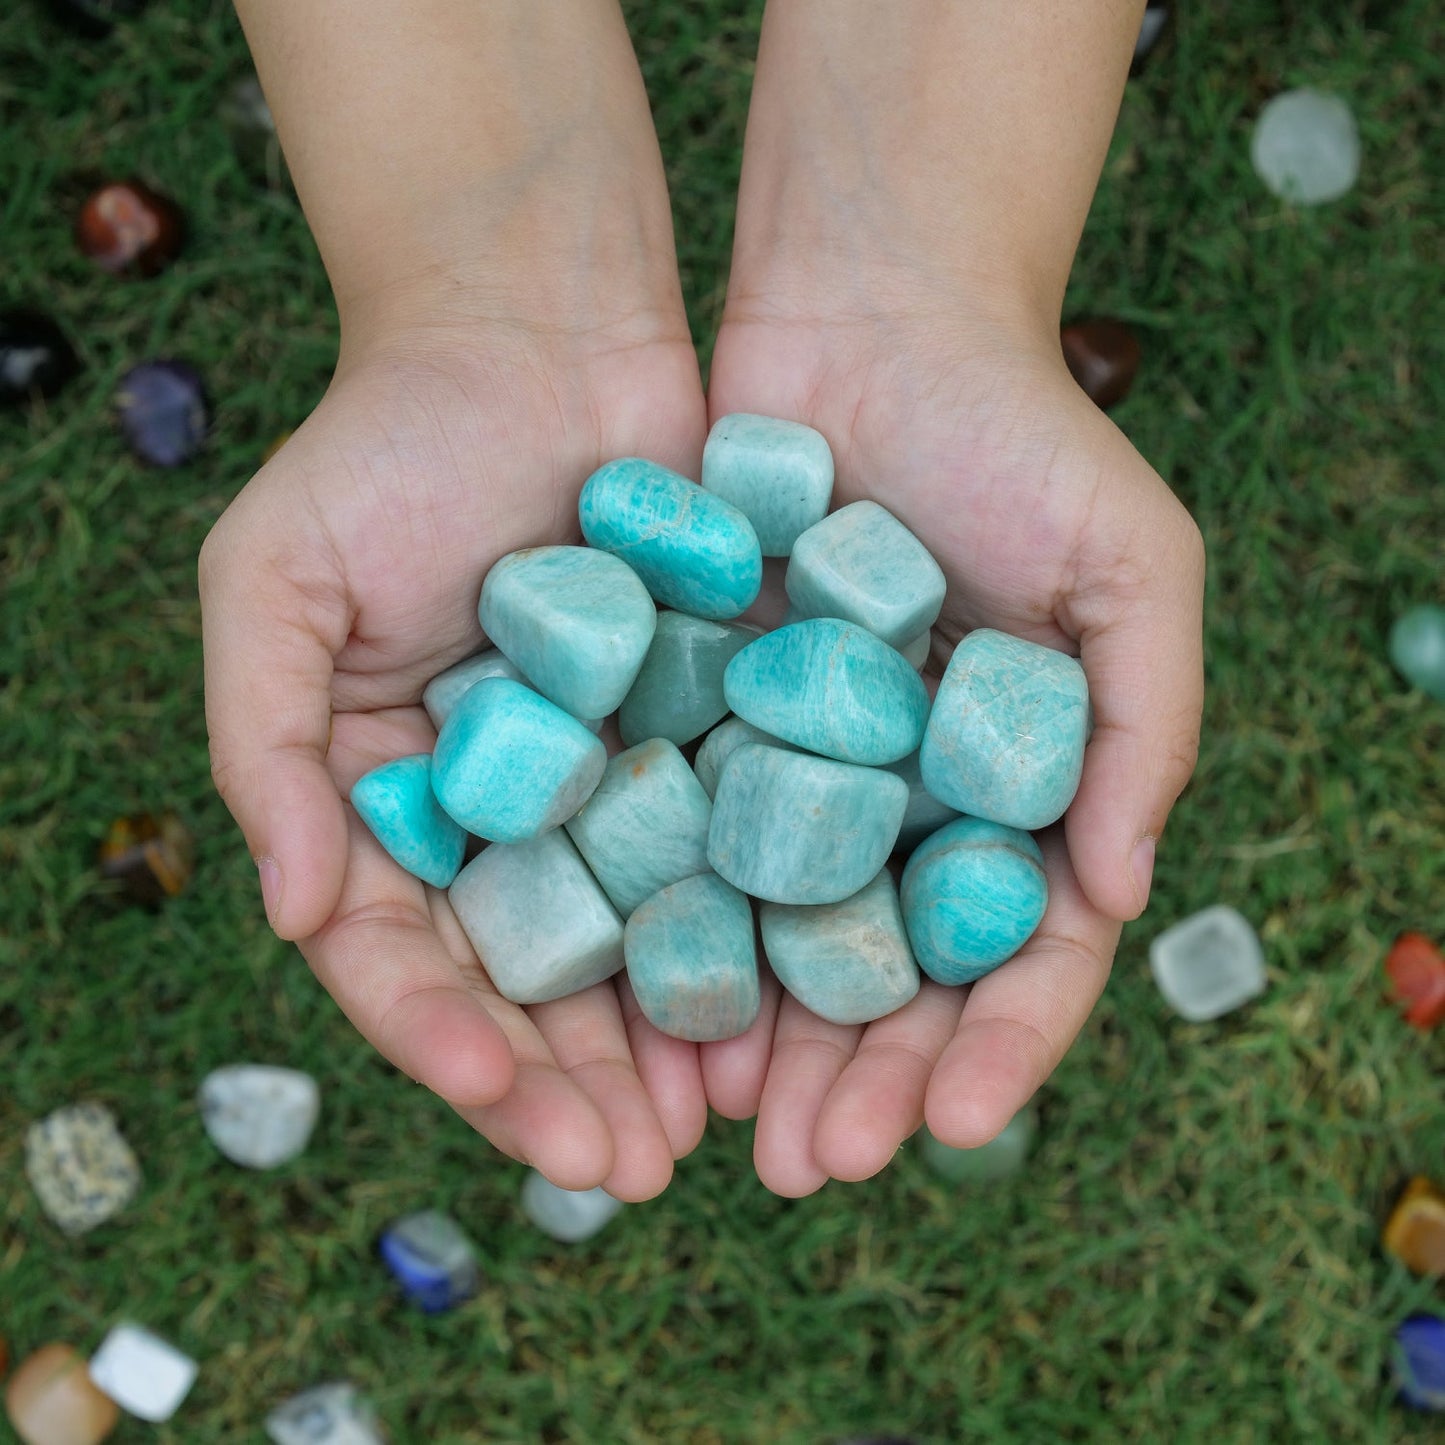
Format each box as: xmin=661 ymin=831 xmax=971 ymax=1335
xmin=919 ymin=1105 xmax=1036 ymax=1184
xmin=700 ymin=413 xmax=834 ymax=556
xmin=724 ymin=617 xmax=929 ymax=765
xmin=708 ymin=743 xmax=908 ymax=905
xmin=1389 ymin=604 xmax=1445 ymax=700
xmin=618 ymin=611 xmax=759 ymax=748
xmin=422 ymin=648 xmax=525 ymax=730
xmin=564 ymin=738 xmax=713 ymax=917
xmin=692 ymin=717 xmax=792 ymax=800
xmin=760 ymin=871 xmax=920 ymax=1025
xmin=786 ymin=500 xmax=947 ymax=648
xmin=448 ymin=831 xmax=624 ymax=1005
xmin=920 ymin=628 xmax=1089 ymax=830
xmin=885 ymin=750 xmax=962 ymax=855
xmin=624 ymin=872 xmax=760 ymax=1041
xmin=478 ymin=546 xmax=657 ymax=719
xmin=899 ymin=628 xmax=932 ymax=670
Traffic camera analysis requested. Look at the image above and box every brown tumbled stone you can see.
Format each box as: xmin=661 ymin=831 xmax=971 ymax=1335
xmin=1060 ymin=317 xmax=1142 ymax=411
xmin=5 ymin=1343 xmax=119 ymax=1445
xmin=1383 ymin=1176 xmax=1445 ymax=1276
xmin=98 ymin=811 xmax=193 ymax=905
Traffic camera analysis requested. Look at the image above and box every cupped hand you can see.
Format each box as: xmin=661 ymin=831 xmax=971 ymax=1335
xmin=200 ymin=321 xmax=711 ymax=1200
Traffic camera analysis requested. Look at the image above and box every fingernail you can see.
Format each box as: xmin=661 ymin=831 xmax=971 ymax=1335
xmin=1130 ymin=836 xmax=1156 ymax=914
xmin=256 ymin=855 xmax=283 ymax=928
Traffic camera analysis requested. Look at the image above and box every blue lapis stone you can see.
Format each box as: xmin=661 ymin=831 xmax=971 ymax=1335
xmin=579 ymin=457 xmax=763 ymax=620
xmin=700 ymin=413 xmax=834 ymax=556
xmin=724 ymin=617 xmax=929 ymax=766
xmin=478 ymin=546 xmax=656 ymax=719
xmin=920 ymin=628 xmax=1090 ymax=830
xmin=900 ymin=817 xmax=1047 ymax=984
xmin=350 ymin=754 xmax=467 ymax=887
xmin=431 ymin=678 xmax=605 ymax=843
xmin=378 ymin=1209 xmax=480 ymax=1313
xmin=1395 ymin=1314 xmax=1445 ymax=1411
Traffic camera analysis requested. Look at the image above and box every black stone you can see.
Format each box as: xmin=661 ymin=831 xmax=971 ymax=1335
xmin=1131 ymin=4 xmax=1171 ymax=75
xmin=0 ymin=309 xmax=80 ymax=405
xmin=42 ymin=0 xmax=147 ymax=38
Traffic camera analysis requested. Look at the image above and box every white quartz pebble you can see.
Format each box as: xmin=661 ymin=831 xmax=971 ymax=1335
xmin=521 ymin=1170 xmax=623 ymax=1242
xmin=1251 ymin=89 xmax=1360 ymax=205
xmin=1149 ymin=905 xmax=1267 ymax=1021
xmin=88 ymin=1323 xmax=198 ymax=1423
xmin=266 ymin=1383 xmax=386 ymax=1445
xmin=199 ymin=1064 xmax=320 ymax=1170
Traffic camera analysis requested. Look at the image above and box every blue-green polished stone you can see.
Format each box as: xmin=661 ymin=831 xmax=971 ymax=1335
xmin=700 ymin=413 xmax=834 ymax=556
xmin=919 ymin=1105 xmax=1037 ymax=1184
xmin=578 ymin=457 xmax=762 ymax=620
xmin=920 ymin=628 xmax=1089 ymax=830
xmin=708 ymin=743 xmax=908 ymax=905
xmin=449 ymin=830 xmax=624 ymax=1005
xmin=350 ymin=754 xmax=466 ymax=888
xmin=1390 ymin=604 xmax=1445 ymax=700
xmin=624 ymin=872 xmax=760 ymax=1041
xmin=564 ymin=738 xmax=713 ymax=917
xmin=422 ymin=648 xmax=525 ymax=730
xmin=885 ymin=750 xmax=962 ymax=855
xmin=899 ymin=628 xmax=932 ymax=670
xmin=724 ymin=618 xmax=929 ymax=766
xmin=478 ymin=546 xmax=656 ymax=719
xmin=900 ymin=817 xmax=1047 ymax=985
xmin=618 ymin=611 xmax=759 ymax=748
xmin=432 ymin=677 xmax=605 ymax=843
xmin=691 ymin=717 xmax=791 ymax=800
xmin=759 ymin=870 xmax=920 ymax=1025
xmin=786 ymin=500 xmax=946 ymax=649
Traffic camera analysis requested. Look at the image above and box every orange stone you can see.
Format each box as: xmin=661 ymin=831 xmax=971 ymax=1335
xmin=5 ymin=1343 xmax=119 ymax=1445
xmin=1385 ymin=932 xmax=1445 ymax=1030
xmin=1384 ymin=1177 xmax=1445 ymax=1276
xmin=97 ymin=811 xmax=193 ymax=905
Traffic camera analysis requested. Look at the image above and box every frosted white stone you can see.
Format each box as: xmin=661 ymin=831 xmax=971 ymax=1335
xmin=199 ymin=1064 xmax=320 ymax=1169
xmin=1250 ymin=89 xmax=1360 ymax=205
xmin=266 ymin=1383 xmax=385 ymax=1445
xmin=1149 ymin=905 xmax=1267 ymax=1021
xmin=521 ymin=1171 xmax=622 ymax=1242
xmin=88 ymin=1323 xmax=197 ymax=1423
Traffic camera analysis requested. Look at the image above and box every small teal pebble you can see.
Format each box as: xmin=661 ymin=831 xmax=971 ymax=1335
xmin=724 ymin=618 xmax=929 ymax=766
xmin=708 ymin=743 xmax=908 ymax=905
xmin=700 ymin=413 xmax=834 ymax=556
xmin=900 ymin=816 xmax=1047 ymax=985
xmin=1389 ymin=605 xmax=1445 ymax=700
xmin=920 ymin=628 xmax=1089 ymax=830
xmin=579 ymin=457 xmax=763 ymax=620
xmin=885 ymin=750 xmax=962 ymax=855
xmin=919 ymin=1105 xmax=1036 ymax=1184
xmin=350 ymin=754 xmax=467 ymax=887
xmin=692 ymin=717 xmax=792 ymax=800
xmin=478 ymin=546 xmax=657 ymax=719
xmin=422 ymin=648 xmax=525 ymax=730
xmin=432 ymin=678 xmax=605 ymax=843
xmin=624 ymin=872 xmax=760 ymax=1041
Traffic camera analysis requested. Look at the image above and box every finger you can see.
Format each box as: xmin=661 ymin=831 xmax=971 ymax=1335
xmin=616 ymin=973 xmax=708 ymax=1160
xmin=811 ymin=980 xmax=966 ymax=1183
xmin=924 ymin=829 xmax=1119 ymax=1148
xmin=753 ymin=995 xmax=861 ymax=1197
xmin=1062 ymin=473 xmax=1205 ymax=921
xmin=200 ymin=506 xmax=351 ymax=941
xmin=699 ymin=963 xmax=783 ymax=1121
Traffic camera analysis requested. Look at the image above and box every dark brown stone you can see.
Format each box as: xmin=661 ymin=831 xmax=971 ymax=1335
xmin=75 ymin=180 xmax=183 ymax=276
xmin=1060 ymin=318 xmax=1142 ymax=411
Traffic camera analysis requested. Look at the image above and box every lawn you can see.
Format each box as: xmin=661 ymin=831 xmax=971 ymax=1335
xmin=1 ymin=1 xmax=1442 ymax=1441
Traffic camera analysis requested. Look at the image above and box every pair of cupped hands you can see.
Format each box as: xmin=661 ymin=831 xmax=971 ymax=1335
xmin=199 ymin=233 xmax=1204 ymax=1201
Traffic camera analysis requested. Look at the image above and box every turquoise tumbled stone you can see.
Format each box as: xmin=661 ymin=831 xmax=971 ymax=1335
xmin=1389 ymin=605 xmax=1445 ymax=700
xmin=708 ymin=743 xmax=908 ymax=905
xmin=432 ymin=678 xmax=605 ymax=843
xmin=724 ymin=618 xmax=929 ymax=766
xmin=759 ymin=870 xmax=921 ymax=1025
xmin=618 ymin=611 xmax=759 ymax=748
xmin=700 ymin=413 xmax=834 ymax=556
xmin=885 ymin=750 xmax=962 ymax=854
xmin=448 ymin=830 xmax=624 ymax=1005
xmin=578 ymin=457 xmax=763 ymax=620
xmin=786 ymin=500 xmax=947 ymax=648
xmin=350 ymin=754 xmax=467 ymax=888
xmin=422 ymin=648 xmax=525 ymax=730
xmin=564 ymin=738 xmax=713 ymax=917
xmin=920 ymin=628 xmax=1089 ymax=830
xmin=900 ymin=816 xmax=1047 ymax=985
xmin=691 ymin=717 xmax=791 ymax=800
xmin=478 ymin=546 xmax=656 ymax=719
xmin=624 ymin=872 xmax=760 ymax=1041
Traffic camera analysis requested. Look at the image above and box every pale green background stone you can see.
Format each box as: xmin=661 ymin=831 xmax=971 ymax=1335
xmin=700 ymin=413 xmax=834 ymax=556
xmin=885 ymin=750 xmax=962 ymax=855
xmin=422 ymin=648 xmax=524 ymax=730
xmin=692 ymin=717 xmax=791 ymax=799
xmin=618 ymin=611 xmax=758 ymax=747
xmin=1389 ymin=604 xmax=1445 ymax=700
xmin=920 ymin=1106 xmax=1036 ymax=1183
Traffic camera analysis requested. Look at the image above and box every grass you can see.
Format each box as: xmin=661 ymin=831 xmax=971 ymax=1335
xmin=2 ymin=0 xmax=1443 ymax=1440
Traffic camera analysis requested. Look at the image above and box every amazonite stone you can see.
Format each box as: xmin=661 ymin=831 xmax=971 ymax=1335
xmin=900 ymin=817 xmax=1047 ymax=985
xmin=448 ymin=830 xmax=624 ymax=1004
xmin=701 ymin=413 xmax=834 ymax=556
xmin=625 ymin=872 xmax=760 ymax=1041
xmin=422 ymin=648 xmax=525 ymax=730
xmin=692 ymin=717 xmax=791 ymax=800
xmin=618 ymin=611 xmax=758 ymax=747
xmin=760 ymin=870 xmax=920 ymax=1025
xmin=885 ymin=751 xmax=962 ymax=855
xmin=921 ymin=628 xmax=1089 ymax=830
xmin=432 ymin=678 xmax=604 ymax=843
xmin=724 ymin=618 xmax=929 ymax=766
xmin=478 ymin=546 xmax=656 ymax=718
xmin=350 ymin=754 xmax=467 ymax=887
xmin=564 ymin=738 xmax=712 ymax=917
xmin=920 ymin=1105 xmax=1036 ymax=1184
xmin=709 ymin=743 xmax=908 ymax=905
xmin=579 ymin=457 xmax=762 ymax=619
xmin=899 ymin=628 xmax=932 ymax=670
xmin=786 ymin=500 xmax=946 ymax=648
xmin=1390 ymin=605 xmax=1445 ymax=700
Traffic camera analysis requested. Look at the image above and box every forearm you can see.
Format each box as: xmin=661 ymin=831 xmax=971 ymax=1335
xmin=732 ymin=0 xmax=1144 ymax=332
xmin=234 ymin=0 xmax=681 ymax=348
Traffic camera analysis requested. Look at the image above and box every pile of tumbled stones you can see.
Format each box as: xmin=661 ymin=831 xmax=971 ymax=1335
xmin=350 ymin=414 xmax=1090 ymax=1043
